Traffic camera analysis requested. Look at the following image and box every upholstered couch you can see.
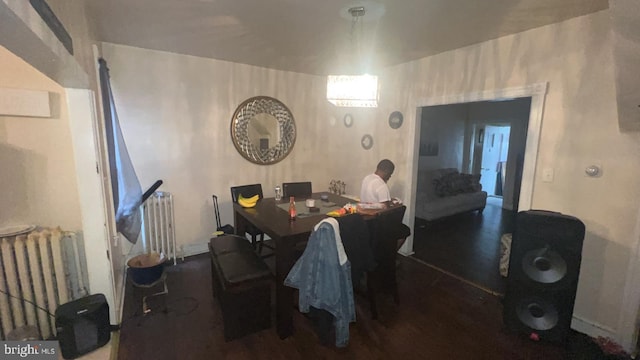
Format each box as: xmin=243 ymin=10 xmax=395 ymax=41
xmin=415 ymin=168 xmax=487 ymax=221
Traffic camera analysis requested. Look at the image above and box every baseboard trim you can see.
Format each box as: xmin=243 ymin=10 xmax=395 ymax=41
xmin=571 ymin=315 xmax=618 ymax=342
xmin=181 ymin=243 xmax=209 ymax=258
xmin=398 ymin=249 xmax=415 ymax=256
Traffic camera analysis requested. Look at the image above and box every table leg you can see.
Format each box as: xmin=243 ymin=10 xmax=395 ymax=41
xmin=233 ymin=209 xmax=247 ymax=237
xmin=275 ymin=237 xmax=294 ymax=339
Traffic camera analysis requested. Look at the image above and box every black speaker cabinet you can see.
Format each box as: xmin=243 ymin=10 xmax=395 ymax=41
xmin=55 ymin=293 xmax=111 ymax=359
xmin=503 ymin=210 xmax=585 ymax=342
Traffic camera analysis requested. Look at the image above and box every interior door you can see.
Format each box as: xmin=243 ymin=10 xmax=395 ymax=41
xmin=479 ymin=125 xmax=503 ymax=196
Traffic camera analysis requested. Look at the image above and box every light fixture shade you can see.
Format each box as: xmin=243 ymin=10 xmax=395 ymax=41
xmin=326 ymin=75 xmax=379 ymax=107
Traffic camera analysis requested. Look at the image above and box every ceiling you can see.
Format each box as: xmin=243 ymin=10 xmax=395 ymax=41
xmin=85 ymin=0 xmax=609 ymax=76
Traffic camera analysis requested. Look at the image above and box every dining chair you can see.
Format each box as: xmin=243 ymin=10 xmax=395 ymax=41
xmin=230 ymin=184 xmax=274 ymax=257
xmin=282 ymin=181 xmax=312 ymax=199
xmin=366 ymin=205 xmax=411 ymax=319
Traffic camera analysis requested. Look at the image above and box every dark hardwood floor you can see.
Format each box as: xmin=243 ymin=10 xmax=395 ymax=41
xmin=412 ymin=196 xmax=516 ymax=295
xmin=116 ymin=250 xmax=575 ymax=359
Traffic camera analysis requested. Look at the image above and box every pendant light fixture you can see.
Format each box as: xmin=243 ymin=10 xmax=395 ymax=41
xmin=326 ymin=6 xmax=379 ymax=108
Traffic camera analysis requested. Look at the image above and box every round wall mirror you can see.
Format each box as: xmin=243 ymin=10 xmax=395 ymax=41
xmin=230 ymin=96 xmax=296 ymax=165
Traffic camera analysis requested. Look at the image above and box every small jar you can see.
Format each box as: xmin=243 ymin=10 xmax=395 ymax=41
xmin=274 ymin=185 xmax=282 ymax=201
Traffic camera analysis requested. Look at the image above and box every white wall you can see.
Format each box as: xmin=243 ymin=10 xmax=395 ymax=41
xmin=383 ymin=10 xmax=640 ymax=346
xmin=419 ymin=105 xmax=467 ymax=171
xmin=0 ymin=45 xmax=82 ymax=230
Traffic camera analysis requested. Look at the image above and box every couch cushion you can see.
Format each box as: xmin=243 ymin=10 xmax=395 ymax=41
xmin=434 ymin=172 xmax=482 ymax=197
xmin=460 ymin=173 xmax=482 ymax=193
xmin=418 ymin=168 xmax=458 ymax=201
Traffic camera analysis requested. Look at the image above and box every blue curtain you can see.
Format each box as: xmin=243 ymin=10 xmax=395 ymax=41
xmin=98 ymin=58 xmax=142 ymax=244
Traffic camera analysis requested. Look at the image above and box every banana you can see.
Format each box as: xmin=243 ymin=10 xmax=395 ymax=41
xmin=238 ymin=194 xmax=260 ymax=208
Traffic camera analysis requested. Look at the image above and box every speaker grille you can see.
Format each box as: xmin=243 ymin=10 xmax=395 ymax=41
xmin=522 ymin=247 xmax=567 ymax=284
xmin=515 ymin=296 xmax=559 ymax=331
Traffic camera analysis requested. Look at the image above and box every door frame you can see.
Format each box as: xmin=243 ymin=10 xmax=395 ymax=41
xmin=415 ymin=82 xmax=546 ymax=205
xmin=405 ymin=83 xmax=548 ymax=255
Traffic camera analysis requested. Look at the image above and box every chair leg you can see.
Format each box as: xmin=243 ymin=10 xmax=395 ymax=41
xmin=392 ymin=276 xmax=400 ymax=305
xmin=367 ymin=273 xmax=378 ymax=320
xmin=256 ymin=235 xmax=263 ymax=254
xmin=391 ymin=254 xmax=401 ymax=305
xmin=257 ymin=233 xmax=267 ymax=254
xmin=251 ymin=233 xmax=257 ymax=250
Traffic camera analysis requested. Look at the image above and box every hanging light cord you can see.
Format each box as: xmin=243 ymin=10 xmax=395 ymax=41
xmin=349 ymin=7 xmax=365 ymax=58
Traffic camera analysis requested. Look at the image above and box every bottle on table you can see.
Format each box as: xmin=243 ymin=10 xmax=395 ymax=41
xmin=289 ymin=196 xmax=296 ymax=221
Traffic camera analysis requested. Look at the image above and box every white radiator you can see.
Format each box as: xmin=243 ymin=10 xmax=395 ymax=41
xmin=0 ymin=228 xmax=88 ymax=340
xmin=142 ymin=191 xmax=178 ymax=265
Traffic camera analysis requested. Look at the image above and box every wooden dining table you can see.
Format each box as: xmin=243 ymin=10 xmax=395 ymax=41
xmin=232 ymin=192 xmax=358 ymax=339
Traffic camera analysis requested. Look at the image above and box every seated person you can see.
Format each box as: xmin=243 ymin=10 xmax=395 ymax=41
xmin=360 ymin=159 xmax=395 ymax=206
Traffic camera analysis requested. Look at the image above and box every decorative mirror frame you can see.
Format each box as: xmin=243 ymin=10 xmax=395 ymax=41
xmin=230 ymin=96 xmax=296 ymax=165
xmin=388 ymin=111 xmax=404 ymax=129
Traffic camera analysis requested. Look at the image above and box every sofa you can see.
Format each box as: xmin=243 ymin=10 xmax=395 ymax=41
xmin=415 ymin=168 xmax=487 ymax=221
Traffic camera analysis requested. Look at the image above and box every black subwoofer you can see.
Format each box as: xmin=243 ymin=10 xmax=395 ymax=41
xmin=503 ymin=210 xmax=585 ymax=342
xmin=55 ymin=294 xmax=111 ymax=359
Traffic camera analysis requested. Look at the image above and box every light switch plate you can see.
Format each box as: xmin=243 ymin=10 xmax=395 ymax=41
xmin=542 ymin=168 xmax=554 ymax=182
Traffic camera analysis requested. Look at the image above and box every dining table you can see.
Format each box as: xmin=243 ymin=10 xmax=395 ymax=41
xmin=232 ymin=192 xmax=360 ymax=339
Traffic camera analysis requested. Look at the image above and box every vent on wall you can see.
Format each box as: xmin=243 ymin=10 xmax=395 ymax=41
xmin=0 ymin=87 xmax=51 ymax=118
xmin=29 ymin=0 xmax=73 ymax=55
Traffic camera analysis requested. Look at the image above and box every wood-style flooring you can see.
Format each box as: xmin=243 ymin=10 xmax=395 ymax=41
xmin=116 ymin=250 xmax=572 ymax=359
xmin=412 ymin=196 xmax=515 ymax=294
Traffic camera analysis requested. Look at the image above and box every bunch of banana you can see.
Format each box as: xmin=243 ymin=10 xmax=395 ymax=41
xmin=238 ymin=194 xmax=260 ymax=208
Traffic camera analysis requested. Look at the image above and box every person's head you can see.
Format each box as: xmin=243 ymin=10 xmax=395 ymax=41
xmin=375 ymin=159 xmax=395 ymax=182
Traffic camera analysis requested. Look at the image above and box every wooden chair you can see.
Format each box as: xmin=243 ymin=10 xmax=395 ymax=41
xmin=230 ymin=184 xmax=274 ymax=257
xmin=366 ymin=205 xmax=411 ymax=319
xmin=282 ymin=181 xmax=312 ymax=199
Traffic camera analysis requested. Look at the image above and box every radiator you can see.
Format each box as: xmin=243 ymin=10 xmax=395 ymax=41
xmin=142 ymin=191 xmax=178 ymax=265
xmin=0 ymin=228 xmax=88 ymax=340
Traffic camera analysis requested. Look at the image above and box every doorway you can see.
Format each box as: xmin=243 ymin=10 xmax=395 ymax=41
xmin=409 ymin=84 xmax=547 ymax=294
xmin=478 ymin=124 xmax=511 ymax=207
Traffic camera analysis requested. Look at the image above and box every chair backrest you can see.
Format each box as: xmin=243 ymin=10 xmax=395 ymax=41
xmin=230 ymin=184 xmax=263 ymax=203
xmin=282 ymin=182 xmax=312 ymax=199
xmin=369 ymin=206 xmax=409 ymax=260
